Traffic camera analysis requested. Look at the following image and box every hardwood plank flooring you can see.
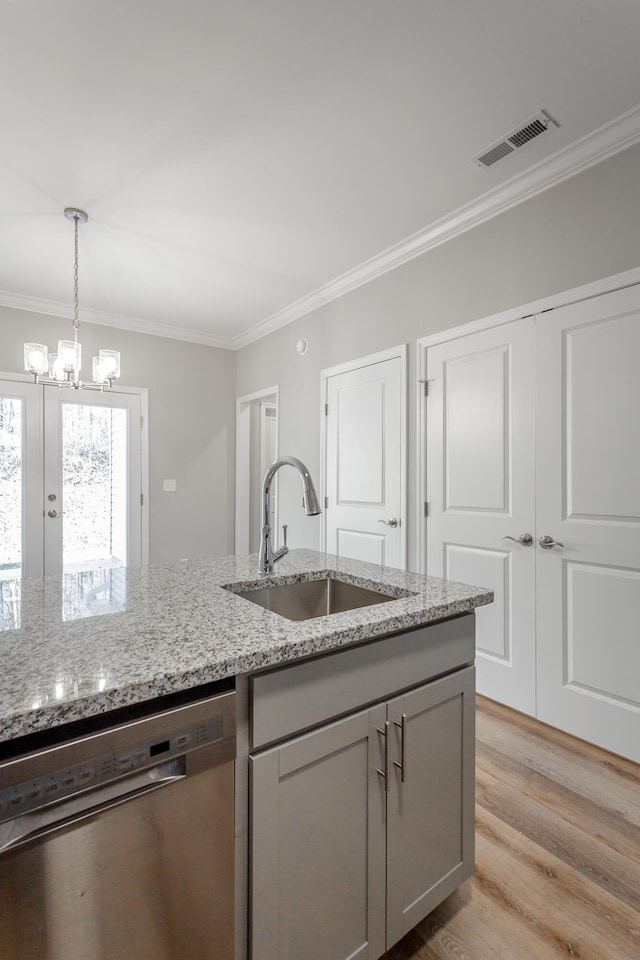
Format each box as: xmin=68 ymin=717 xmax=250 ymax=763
xmin=382 ymin=696 xmax=640 ymax=960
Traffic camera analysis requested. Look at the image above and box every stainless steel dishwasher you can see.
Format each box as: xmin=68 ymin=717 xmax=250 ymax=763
xmin=0 ymin=685 xmax=236 ymax=960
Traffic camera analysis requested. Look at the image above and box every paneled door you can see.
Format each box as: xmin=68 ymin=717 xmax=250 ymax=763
xmin=0 ymin=379 xmax=143 ymax=582
xmin=324 ymin=348 xmax=406 ymax=569
xmin=426 ymin=320 xmax=536 ymax=715
xmin=535 ymin=286 xmax=640 ymax=762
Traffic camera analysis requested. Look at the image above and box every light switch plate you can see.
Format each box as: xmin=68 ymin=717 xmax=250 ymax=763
xmin=163 ymin=479 xmax=177 ymax=492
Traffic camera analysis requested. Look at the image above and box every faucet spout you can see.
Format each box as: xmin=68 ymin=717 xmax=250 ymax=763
xmin=258 ymin=456 xmax=321 ymax=575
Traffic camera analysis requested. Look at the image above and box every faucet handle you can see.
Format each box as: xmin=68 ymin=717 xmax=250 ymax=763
xmin=282 ymin=524 xmax=288 ymax=547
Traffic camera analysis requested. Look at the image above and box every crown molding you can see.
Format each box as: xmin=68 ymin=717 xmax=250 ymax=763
xmin=232 ymin=104 xmax=640 ymax=350
xmin=0 ymin=289 xmax=236 ymax=350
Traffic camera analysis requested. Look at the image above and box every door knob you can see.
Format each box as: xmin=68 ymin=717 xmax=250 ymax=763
xmin=47 ymin=509 xmax=63 ymax=518
xmin=538 ymin=535 xmax=564 ymax=550
xmin=502 ymin=533 xmax=533 ymax=546
xmin=378 ymin=518 xmax=400 ymax=528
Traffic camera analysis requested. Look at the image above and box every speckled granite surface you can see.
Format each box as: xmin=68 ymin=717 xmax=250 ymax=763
xmin=0 ymin=549 xmax=492 ymax=744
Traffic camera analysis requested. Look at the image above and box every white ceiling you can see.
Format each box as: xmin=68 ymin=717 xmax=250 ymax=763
xmin=2 ymin=0 xmax=640 ymax=349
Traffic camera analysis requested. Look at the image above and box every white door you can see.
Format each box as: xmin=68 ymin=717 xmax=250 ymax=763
xmin=0 ymin=379 xmax=143 ymax=580
xmin=324 ymin=350 xmax=406 ymax=569
xmin=235 ymin=387 xmax=278 ymax=556
xmin=535 ymin=286 xmax=640 ymax=762
xmin=426 ymin=320 xmax=537 ymax=714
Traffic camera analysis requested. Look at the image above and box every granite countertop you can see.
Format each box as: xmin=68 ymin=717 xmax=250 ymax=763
xmin=0 ymin=549 xmax=493 ymax=744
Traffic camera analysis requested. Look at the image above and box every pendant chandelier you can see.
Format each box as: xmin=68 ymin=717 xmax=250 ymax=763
xmin=23 ymin=208 xmax=121 ymax=389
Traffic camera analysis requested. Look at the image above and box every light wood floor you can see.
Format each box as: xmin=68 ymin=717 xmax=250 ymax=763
xmin=383 ymin=696 xmax=640 ymax=960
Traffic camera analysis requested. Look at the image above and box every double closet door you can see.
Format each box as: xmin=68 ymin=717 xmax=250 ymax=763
xmin=426 ymin=284 xmax=640 ymax=763
xmin=0 ymin=380 xmax=143 ymax=590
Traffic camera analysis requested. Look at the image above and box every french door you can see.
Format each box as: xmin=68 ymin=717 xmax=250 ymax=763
xmin=0 ymin=379 xmax=143 ymax=582
xmin=424 ymin=283 xmax=640 ymax=762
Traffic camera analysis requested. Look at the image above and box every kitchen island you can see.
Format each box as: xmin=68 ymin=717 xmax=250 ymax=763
xmin=0 ymin=549 xmax=491 ymax=743
xmin=0 ymin=549 xmax=492 ymax=960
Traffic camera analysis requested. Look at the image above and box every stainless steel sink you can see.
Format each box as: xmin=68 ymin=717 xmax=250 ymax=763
xmin=230 ymin=577 xmax=402 ymax=621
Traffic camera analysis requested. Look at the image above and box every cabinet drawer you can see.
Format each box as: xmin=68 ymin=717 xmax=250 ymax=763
xmin=251 ymin=614 xmax=474 ymax=749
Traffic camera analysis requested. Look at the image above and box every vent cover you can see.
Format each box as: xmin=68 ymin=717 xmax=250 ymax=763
xmin=471 ymin=111 xmax=559 ymax=170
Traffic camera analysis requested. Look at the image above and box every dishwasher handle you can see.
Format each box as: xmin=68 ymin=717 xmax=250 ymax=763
xmin=0 ymin=756 xmax=185 ymax=855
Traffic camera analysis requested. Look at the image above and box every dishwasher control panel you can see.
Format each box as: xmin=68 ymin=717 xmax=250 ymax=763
xmin=0 ymin=712 xmax=224 ymax=825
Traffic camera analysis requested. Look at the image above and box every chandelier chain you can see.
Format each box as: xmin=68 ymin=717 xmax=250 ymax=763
xmin=73 ymin=214 xmax=80 ymax=335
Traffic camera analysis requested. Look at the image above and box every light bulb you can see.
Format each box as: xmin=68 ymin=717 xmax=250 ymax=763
xmin=49 ymin=353 xmax=65 ymax=380
xmin=98 ymin=349 xmax=120 ymax=379
xmin=58 ymin=340 xmax=81 ymax=376
xmin=23 ymin=343 xmax=49 ymax=375
xmin=92 ymin=356 xmax=108 ymax=384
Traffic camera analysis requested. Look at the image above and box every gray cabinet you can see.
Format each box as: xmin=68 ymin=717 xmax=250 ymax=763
xmin=250 ymin=625 xmax=475 ymax=960
xmin=386 ymin=668 xmax=475 ymax=947
xmin=251 ymin=703 xmax=387 ymax=960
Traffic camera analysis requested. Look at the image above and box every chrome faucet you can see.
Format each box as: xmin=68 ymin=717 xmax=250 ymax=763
xmin=258 ymin=456 xmax=321 ymax=574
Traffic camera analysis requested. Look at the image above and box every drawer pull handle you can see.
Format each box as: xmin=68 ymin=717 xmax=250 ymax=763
xmin=393 ymin=714 xmax=407 ymax=782
xmin=376 ymin=721 xmax=390 ymax=792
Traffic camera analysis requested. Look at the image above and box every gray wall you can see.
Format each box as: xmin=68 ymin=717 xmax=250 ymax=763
xmin=0 ymin=310 xmax=236 ymax=563
xmin=235 ymin=144 xmax=640 ymax=570
xmin=3 ymin=144 xmax=638 ymax=570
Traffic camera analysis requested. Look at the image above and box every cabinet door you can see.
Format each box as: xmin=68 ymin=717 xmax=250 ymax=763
xmin=251 ymin=704 xmax=387 ymax=960
xmin=386 ymin=667 xmax=475 ymax=948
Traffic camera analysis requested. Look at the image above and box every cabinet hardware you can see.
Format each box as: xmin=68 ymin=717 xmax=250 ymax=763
xmin=376 ymin=721 xmax=390 ymax=792
xmin=393 ymin=714 xmax=407 ymax=782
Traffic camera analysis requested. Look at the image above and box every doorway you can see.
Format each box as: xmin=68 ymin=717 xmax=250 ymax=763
xmin=235 ymin=386 xmax=278 ymax=555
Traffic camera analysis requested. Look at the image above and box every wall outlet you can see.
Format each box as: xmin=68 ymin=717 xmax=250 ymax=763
xmin=163 ymin=479 xmax=177 ymax=492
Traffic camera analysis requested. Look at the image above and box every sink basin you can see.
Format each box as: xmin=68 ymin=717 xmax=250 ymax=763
xmin=230 ymin=577 xmax=402 ymax=621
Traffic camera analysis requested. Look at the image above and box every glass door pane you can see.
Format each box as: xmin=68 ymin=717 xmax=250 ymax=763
xmin=0 ymin=380 xmax=43 ymax=583
xmin=44 ymin=389 xmax=142 ymax=578
xmin=0 ymin=396 xmax=23 ymax=630
xmin=0 ymin=396 xmax=23 ymax=576
xmin=61 ymin=403 xmax=128 ymax=569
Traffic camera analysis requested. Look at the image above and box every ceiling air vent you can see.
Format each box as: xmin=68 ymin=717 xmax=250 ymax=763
xmin=471 ymin=110 xmax=559 ymax=170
